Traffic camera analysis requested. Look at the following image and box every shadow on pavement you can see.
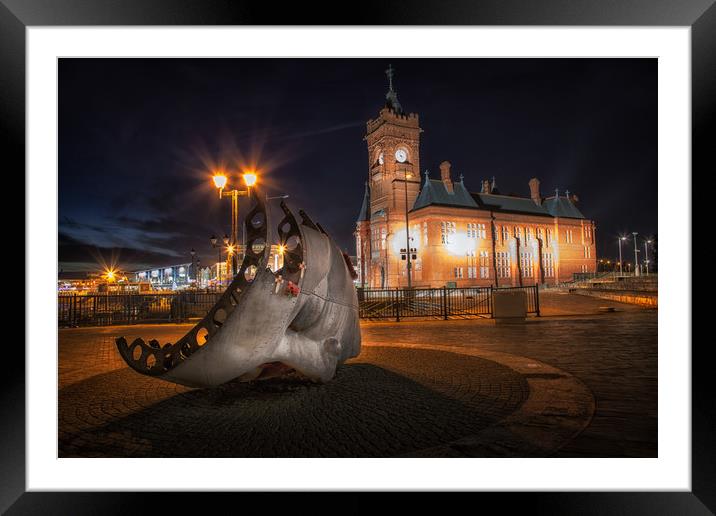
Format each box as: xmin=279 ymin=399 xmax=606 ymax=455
xmin=59 ymin=348 xmax=528 ymax=458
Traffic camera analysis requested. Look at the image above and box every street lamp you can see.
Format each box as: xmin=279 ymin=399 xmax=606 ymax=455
xmin=266 ymin=195 xmax=289 ymax=266
xmin=210 ymin=234 xmax=224 ymax=287
xmin=644 ymin=239 xmax=652 ymax=275
xmin=399 ymin=169 xmax=414 ymax=289
xmin=618 ymin=236 xmax=627 ymax=275
xmin=212 ymin=170 xmax=259 ymax=278
xmin=384 ymin=230 xmax=392 ymax=289
xmin=190 ymin=248 xmax=196 ymax=289
xmin=275 ymin=243 xmax=286 ymax=271
xmin=632 ymin=232 xmax=640 ymax=277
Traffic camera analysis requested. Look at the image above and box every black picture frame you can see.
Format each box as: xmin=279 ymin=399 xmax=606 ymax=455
xmin=3 ymin=1 xmax=709 ymax=513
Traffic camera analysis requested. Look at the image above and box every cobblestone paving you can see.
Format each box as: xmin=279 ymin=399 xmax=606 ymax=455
xmin=58 ymin=293 xmax=656 ymax=458
xmin=59 ymin=344 xmax=528 ymax=457
xmin=362 ymin=293 xmax=658 ymax=457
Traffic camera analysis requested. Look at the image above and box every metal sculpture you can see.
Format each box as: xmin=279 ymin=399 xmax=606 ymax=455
xmin=116 ymin=192 xmax=361 ymax=387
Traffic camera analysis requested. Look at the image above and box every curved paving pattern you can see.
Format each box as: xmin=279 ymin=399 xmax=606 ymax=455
xmin=60 ymin=346 xmax=534 ymax=457
xmin=59 ymin=293 xmax=656 ymax=457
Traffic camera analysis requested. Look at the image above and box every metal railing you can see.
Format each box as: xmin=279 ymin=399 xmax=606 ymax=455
xmin=58 ymin=292 xmax=221 ymax=328
xmin=358 ymin=285 xmax=539 ymax=321
xmin=58 ymin=285 xmax=539 ymax=327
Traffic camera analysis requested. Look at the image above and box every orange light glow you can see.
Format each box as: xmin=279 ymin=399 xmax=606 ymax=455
xmin=277 ymin=244 xmax=286 ymax=255
xmin=104 ymin=269 xmax=116 ymax=282
xmin=213 ymin=174 xmax=228 ymax=189
xmin=243 ymin=172 xmax=258 ymax=187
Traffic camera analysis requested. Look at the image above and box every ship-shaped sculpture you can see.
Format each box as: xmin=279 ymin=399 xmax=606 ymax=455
xmin=116 ymin=191 xmax=361 ymax=387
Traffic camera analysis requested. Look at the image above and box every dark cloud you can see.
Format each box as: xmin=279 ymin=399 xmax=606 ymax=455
xmin=58 ymin=231 xmax=187 ymax=272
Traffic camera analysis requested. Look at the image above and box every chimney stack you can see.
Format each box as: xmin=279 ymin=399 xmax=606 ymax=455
xmin=528 ymin=178 xmax=541 ymax=205
xmin=440 ymin=161 xmax=453 ymax=193
xmin=481 ymin=179 xmax=491 ymax=194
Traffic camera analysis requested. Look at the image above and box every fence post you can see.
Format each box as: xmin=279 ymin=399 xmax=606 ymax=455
xmin=395 ymin=289 xmax=401 ymax=322
xmin=442 ymin=286 xmax=448 ymax=320
xmin=534 ymin=285 xmax=541 ymax=317
xmin=487 ymin=286 xmax=492 ymax=318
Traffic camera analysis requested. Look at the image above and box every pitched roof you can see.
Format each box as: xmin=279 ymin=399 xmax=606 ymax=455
xmin=356 ymin=182 xmax=370 ymax=222
xmin=400 ymin=171 xmax=588 ymax=220
xmin=542 ymin=195 xmax=586 ymax=219
xmin=472 ymin=193 xmax=551 ymax=216
xmin=412 ymin=176 xmax=479 ymax=211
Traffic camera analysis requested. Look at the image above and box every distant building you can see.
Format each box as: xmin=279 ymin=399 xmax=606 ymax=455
xmin=57 ymin=271 xmax=103 ymax=293
xmin=133 ymin=244 xmax=286 ymax=289
xmin=355 ymin=67 xmax=597 ymax=288
xmin=134 ymin=262 xmax=195 ymax=290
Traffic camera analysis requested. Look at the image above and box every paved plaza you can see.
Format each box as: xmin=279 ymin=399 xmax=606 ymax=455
xmin=58 ymin=292 xmax=656 ymax=458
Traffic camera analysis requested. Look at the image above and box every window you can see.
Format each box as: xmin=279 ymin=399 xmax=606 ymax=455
xmin=380 ymin=227 xmax=387 ymax=250
xmin=467 ymin=249 xmax=476 ymax=278
xmin=441 ymin=221 xmax=456 ymax=244
xmin=543 ymin=253 xmax=554 ymax=277
xmin=467 ymin=222 xmax=486 ymax=239
xmin=479 ymin=250 xmax=490 ymax=279
xmin=565 ymin=229 xmax=573 ymax=244
xmin=584 ymin=225 xmax=593 ymax=243
xmin=520 ymin=252 xmax=534 ymax=278
xmin=422 ymin=222 xmax=428 ymax=246
xmin=584 ymin=246 xmax=591 ymax=258
xmin=413 ymin=259 xmax=423 ymax=281
xmin=501 ymin=225 xmax=510 ymax=243
xmin=454 ymin=267 xmax=464 ymax=279
xmin=370 ymin=228 xmax=381 ymax=259
xmin=537 ymin=227 xmax=544 ymax=242
xmin=496 ymin=252 xmax=511 ymax=278
xmin=524 ymin=227 xmax=532 ymax=243
xmin=546 ymin=228 xmax=552 ymax=246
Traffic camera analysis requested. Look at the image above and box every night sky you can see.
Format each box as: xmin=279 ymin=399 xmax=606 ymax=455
xmin=59 ymin=58 xmax=657 ymax=273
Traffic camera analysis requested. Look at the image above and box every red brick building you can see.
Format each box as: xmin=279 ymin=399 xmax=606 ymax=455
xmin=355 ymin=67 xmax=597 ymax=288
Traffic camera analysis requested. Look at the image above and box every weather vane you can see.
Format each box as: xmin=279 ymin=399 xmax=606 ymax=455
xmin=385 ymin=63 xmax=395 ymax=91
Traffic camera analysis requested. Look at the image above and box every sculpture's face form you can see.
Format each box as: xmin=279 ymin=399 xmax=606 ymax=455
xmin=116 ymin=196 xmax=361 ymax=387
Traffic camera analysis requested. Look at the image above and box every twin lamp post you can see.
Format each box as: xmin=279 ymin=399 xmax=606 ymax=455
xmin=617 ymin=233 xmax=654 ymax=275
xmin=209 ymin=170 xmax=257 ymax=285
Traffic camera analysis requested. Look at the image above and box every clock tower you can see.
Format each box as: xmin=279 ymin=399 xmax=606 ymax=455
xmin=361 ymin=64 xmax=422 ymax=287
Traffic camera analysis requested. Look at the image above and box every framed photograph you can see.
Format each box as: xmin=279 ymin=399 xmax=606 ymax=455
xmin=5 ymin=0 xmax=711 ymax=512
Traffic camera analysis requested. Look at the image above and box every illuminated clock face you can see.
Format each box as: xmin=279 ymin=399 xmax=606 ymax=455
xmin=395 ymin=149 xmax=408 ymax=163
xmin=378 ymin=152 xmax=384 ymax=165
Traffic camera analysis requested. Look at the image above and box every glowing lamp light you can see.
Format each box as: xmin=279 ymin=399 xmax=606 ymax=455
xmin=445 ymin=233 xmax=469 ymax=257
xmin=243 ymin=172 xmax=258 ymax=187
xmin=391 ymin=228 xmax=422 ymax=256
xmin=277 ymin=244 xmax=286 ymax=255
xmin=212 ymin=174 xmax=228 ymax=189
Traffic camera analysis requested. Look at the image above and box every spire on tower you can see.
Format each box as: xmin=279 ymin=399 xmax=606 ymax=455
xmin=384 ymin=63 xmax=403 ymax=114
xmin=357 ymin=181 xmax=371 ymax=222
